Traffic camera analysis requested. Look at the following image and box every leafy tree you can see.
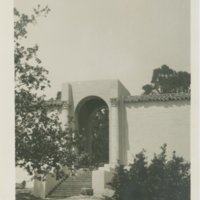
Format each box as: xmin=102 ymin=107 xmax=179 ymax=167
xmin=15 ymin=6 xmax=76 ymax=180
xmin=164 ymin=151 xmax=190 ymax=200
xmin=147 ymin=144 xmax=168 ymax=200
xmin=76 ymin=106 xmax=109 ymax=167
xmin=142 ymin=65 xmax=190 ymax=94
xmin=127 ymin=151 xmax=148 ymax=200
xmin=108 ymin=164 xmax=129 ymax=200
xmin=91 ymin=107 xmax=109 ymax=165
xmin=109 ymin=144 xmax=190 ymax=200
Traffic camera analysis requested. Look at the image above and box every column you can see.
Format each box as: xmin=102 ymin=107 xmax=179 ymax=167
xmin=61 ymin=101 xmax=70 ymax=130
xmin=109 ymin=98 xmax=120 ymax=165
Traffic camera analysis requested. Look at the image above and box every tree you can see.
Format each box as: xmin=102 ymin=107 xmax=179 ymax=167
xmin=76 ymin=107 xmax=109 ymax=168
xmin=147 ymin=144 xmax=168 ymax=200
xmin=164 ymin=151 xmax=190 ymax=200
xmin=109 ymin=144 xmax=190 ymax=200
xmin=127 ymin=151 xmax=148 ymax=200
xmin=142 ymin=65 xmax=190 ymax=95
xmin=15 ymin=6 xmax=76 ymax=180
xmin=108 ymin=164 xmax=129 ymax=200
xmin=90 ymin=107 xmax=109 ymax=165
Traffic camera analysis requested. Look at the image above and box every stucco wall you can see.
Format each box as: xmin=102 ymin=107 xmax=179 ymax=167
xmin=60 ymin=80 xmax=190 ymax=165
xmin=62 ymin=80 xmax=118 ymax=109
xmin=125 ymin=100 xmax=190 ymax=163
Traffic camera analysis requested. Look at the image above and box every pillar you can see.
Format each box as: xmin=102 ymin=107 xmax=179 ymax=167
xmin=109 ymin=98 xmax=120 ymax=165
xmin=61 ymin=101 xmax=70 ymax=130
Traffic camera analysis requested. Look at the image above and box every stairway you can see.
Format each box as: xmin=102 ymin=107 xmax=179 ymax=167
xmin=47 ymin=170 xmax=92 ymax=198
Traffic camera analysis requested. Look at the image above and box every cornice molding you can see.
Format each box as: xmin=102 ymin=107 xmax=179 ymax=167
xmin=110 ymin=98 xmax=119 ymax=107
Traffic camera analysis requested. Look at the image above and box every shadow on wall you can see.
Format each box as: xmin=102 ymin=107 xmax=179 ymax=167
xmin=124 ymin=106 xmax=130 ymax=165
xmin=120 ymin=99 xmax=130 ymax=165
xmin=126 ymin=100 xmax=190 ymax=109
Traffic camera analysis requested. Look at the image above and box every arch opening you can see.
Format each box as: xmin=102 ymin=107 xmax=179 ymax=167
xmin=75 ymin=96 xmax=109 ymax=167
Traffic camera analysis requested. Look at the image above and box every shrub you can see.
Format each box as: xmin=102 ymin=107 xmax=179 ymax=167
xmin=109 ymin=144 xmax=190 ymax=200
xmin=108 ymin=164 xmax=129 ymax=200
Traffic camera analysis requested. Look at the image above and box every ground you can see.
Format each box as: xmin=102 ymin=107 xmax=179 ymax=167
xmin=47 ymin=196 xmax=105 ymax=200
xmin=16 ymin=193 xmax=106 ymax=200
xmin=16 ymin=189 xmax=113 ymax=200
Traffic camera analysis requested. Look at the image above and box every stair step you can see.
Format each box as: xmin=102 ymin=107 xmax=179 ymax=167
xmin=60 ymin=183 xmax=91 ymax=185
xmin=57 ymin=186 xmax=91 ymax=188
xmin=63 ymin=178 xmax=91 ymax=183
xmin=54 ymin=188 xmax=91 ymax=192
xmin=61 ymin=181 xmax=91 ymax=184
xmin=49 ymin=191 xmax=84 ymax=195
xmin=54 ymin=189 xmax=91 ymax=192
xmin=49 ymin=195 xmax=77 ymax=198
xmin=47 ymin=170 xmax=92 ymax=198
xmin=54 ymin=187 xmax=92 ymax=190
xmin=50 ymin=192 xmax=80 ymax=195
xmin=58 ymin=185 xmax=91 ymax=187
xmin=56 ymin=184 xmax=91 ymax=187
xmin=65 ymin=178 xmax=91 ymax=180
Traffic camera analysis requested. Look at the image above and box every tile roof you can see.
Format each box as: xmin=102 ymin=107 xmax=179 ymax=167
xmin=124 ymin=93 xmax=190 ymax=103
xmin=45 ymin=93 xmax=190 ymax=106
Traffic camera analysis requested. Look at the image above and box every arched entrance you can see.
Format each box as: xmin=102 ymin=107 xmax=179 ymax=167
xmin=75 ymin=96 xmax=109 ymax=166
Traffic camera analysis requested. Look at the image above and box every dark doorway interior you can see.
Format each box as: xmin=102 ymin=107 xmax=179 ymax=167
xmin=77 ymin=97 xmax=109 ymax=166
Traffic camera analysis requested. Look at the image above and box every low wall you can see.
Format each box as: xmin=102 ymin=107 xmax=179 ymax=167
xmin=33 ymin=179 xmax=46 ymax=199
xmin=33 ymin=167 xmax=71 ymax=198
xmin=33 ymin=175 xmax=63 ymax=198
xmin=45 ymin=174 xmax=61 ymax=196
xmin=125 ymin=100 xmax=190 ymax=163
xmin=92 ymin=167 xmax=114 ymax=195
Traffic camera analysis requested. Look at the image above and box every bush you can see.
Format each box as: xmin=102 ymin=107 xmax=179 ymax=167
xmin=16 ymin=193 xmax=42 ymax=200
xmin=109 ymin=144 xmax=190 ymax=200
xmin=80 ymin=188 xmax=93 ymax=196
xmin=77 ymin=152 xmax=95 ymax=168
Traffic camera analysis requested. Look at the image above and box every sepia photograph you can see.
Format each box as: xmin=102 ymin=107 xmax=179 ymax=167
xmin=3 ymin=0 xmax=197 ymax=199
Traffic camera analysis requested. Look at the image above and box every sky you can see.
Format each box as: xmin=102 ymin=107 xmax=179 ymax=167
xmin=14 ymin=0 xmax=191 ymax=184
xmin=15 ymin=0 xmax=190 ymax=98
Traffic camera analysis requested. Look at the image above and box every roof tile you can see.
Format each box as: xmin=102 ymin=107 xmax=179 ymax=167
xmin=124 ymin=93 xmax=190 ymax=103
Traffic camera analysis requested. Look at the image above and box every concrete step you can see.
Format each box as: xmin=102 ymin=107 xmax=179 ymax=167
xmin=60 ymin=182 xmax=91 ymax=185
xmin=57 ymin=185 xmax=92 ymax=188
xmin=47 ymin=170 xmax=92 ymax=198
xmin=54 ymin=186 xmax=91 ymax=191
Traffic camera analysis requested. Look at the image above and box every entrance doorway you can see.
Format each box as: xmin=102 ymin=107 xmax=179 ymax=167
xmin=75 ymin=96 xmax=109 ymax=167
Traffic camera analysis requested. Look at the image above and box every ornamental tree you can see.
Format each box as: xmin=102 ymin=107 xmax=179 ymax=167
xmin=142 ymin=65 xmax=190 ymax=95
xmin=15 ymin=6 xmax=76 ymax=180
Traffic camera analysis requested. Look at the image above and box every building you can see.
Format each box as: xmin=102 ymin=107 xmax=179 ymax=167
xmin=33 ymin=79 xmax=190 ymax=198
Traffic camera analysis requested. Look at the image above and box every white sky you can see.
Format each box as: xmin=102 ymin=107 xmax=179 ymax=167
xmin=15 ymin=0 xmax=190 ymax=98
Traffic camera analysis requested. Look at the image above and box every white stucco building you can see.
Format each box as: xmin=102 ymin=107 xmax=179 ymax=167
xmin=33 ymin=79 xmax=190 ymax=198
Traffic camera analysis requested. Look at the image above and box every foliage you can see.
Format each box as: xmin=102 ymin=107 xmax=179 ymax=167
xmin=108 ymin=164 xmax=129 ymax=200
xmin=109 ymin=144 xmax=190 ymax=200
xmin=90 ymin=107 xmax=109 ymax=164
xmin=15 ymin=6 xmax=76 ymax=180
xmin=76 ymin=106 xmax=109 ymax=167
xmin=76 ymin=152 xmax=95 ymax=168
xmin=142 ymin=65 xmax=190 ymax=94
xmin=16 ymin=192 xmax=42 ymax=200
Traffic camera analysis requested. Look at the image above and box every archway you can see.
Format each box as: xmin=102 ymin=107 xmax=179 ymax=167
xmin=75 ymin=96 xmax=109 ymax=166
